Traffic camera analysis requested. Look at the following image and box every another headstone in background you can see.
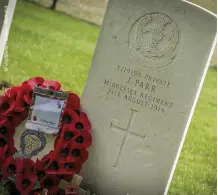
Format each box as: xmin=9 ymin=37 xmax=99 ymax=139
xmin=32 ymin=0 xmax=107 ymax=26
xmin=56 ymin=0 xmax=107 ymax=26
xmin=32 ymin=0 xmax=53 ymax=8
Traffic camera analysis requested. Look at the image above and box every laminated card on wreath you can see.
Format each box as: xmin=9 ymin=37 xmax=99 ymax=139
xmin=15 ymin=87 xmax=69 ymax=161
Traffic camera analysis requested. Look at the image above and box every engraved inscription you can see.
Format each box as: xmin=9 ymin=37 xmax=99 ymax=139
xmin=128 ymin=13 xmax=180 ymax=68
xmin=103 ymin=65 xmax=174 ymax=114
xmin=110 ymin=109 xmax=154 ymax=168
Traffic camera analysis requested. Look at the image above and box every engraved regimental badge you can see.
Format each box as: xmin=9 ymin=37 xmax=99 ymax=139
xmin=128 ymin=13 xmax=180 ymax=68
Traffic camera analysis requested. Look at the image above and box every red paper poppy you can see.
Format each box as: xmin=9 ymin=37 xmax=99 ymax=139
xmin=5 ymin=86 xmax=20 ymax=99
xmin=70 ymin=130 xmax=92 ymax=149
xmin=66 ymin=93 xmax=80 ymax=110
xmin=45 ymin=160 xmax=60 ymax=175
xmin=43 ymin=80 xmax=61 ymax=91
xmin=34 ymin=159 xmax=46 ymax=181
xmin=55 ymin=125 xmax=80 ymax=151
xmin=2 ymin=156 xmax=19 ymax=178
xmin=0 ymin=134 xmax=8 ymax=159
xmin=45 ymin=151 xmax=71 ymax=175
xmin=20 ymin=108 xmax=29 ymax=121
xmin=4 ymin=137 xmax=15 ymax=153
xmin=8 ymin=108 xmax=29 ymax=127
xmin=27 ymin=77 xmax=45 ymax=89
xmin=62 ymin=109 xmax=79 ymax=125
xmin=40 ymin=175 xmax=60 ymax=195
xmin=46 ymin=159 xmax=82 ymax=175
xmin=15 ymin=84 xmax=33 ymax=112
xmin=15 ymin=173 xmax=37 ymax=195
xmin=67 ymin=145 xmax=89 ymax=163
xmin=58 ymin=174 xmax=73 ymax=183
xmin=41 ymin=150 xmax=58 ymax=169
xmin=5 ymin=143 xmax=17 ymax=157
xmin=17 ymin=158 xmax=35 ymax=174
xmin=70 ymin=112 xmax=91 ymax=132
xmin=8 ymin=114 xmax=21 ymax=127
xmin=60 ymin=153 xmax=70 ymax=164
xmin=0 ymin=157 xmax=4 ymax=170
xmin=0 ymin=114 xmax=7 ymax=125
xmin=56 ymin=146 xmax=70 ymax=161
xmin=0 ymin=120 xmax=15 ymax=139
xmin=0 ymin=95 xmax=15 ymax=116
xmin=58 ymin=160 xmax=82 ymax=175
xmin=34 ymin=159 xmax=44 ymax=171
xmin=44 ymin=154 xmax=69 ymax=175
xmin=20 ymin=80 xmax=28 ymax=86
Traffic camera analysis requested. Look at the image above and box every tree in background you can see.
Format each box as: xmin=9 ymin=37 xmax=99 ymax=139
xmin=50 ymin=0 xmax=58 ymax=9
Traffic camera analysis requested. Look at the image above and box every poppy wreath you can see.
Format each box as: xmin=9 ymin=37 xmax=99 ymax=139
xmin=0 ymin=77 xmax=92 ymax=195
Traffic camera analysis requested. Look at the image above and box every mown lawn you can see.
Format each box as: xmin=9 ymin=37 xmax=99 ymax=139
xmin=0 ymin=0 xmax=216 ymax=194
xmin=0 ymin=0 xmax=99 ymax=96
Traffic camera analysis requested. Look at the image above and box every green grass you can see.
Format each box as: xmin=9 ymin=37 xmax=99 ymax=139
xmin=0 ymin=0 xmax=99 ymax=96
xmin=168 ymin=68 xmax=216 ymax=195
xmin=0 ymin=0 xmax=216 ymax=194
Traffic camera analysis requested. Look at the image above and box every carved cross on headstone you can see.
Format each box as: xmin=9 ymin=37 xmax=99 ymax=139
xmin=80 ymin=0 xmax=217 ymax=194
xmin=110 ymin=109 xmax=146 ymax=167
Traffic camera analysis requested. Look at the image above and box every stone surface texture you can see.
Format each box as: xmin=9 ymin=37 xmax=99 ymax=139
xmin=80 ymin=0 xmax=216 ymax=195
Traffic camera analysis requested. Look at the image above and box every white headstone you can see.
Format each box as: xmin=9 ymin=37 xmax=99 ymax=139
xmin=0 ymin=0 xmax=17 ymax=68
xmin=80 ymin=0 xmax=217 ymax=195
